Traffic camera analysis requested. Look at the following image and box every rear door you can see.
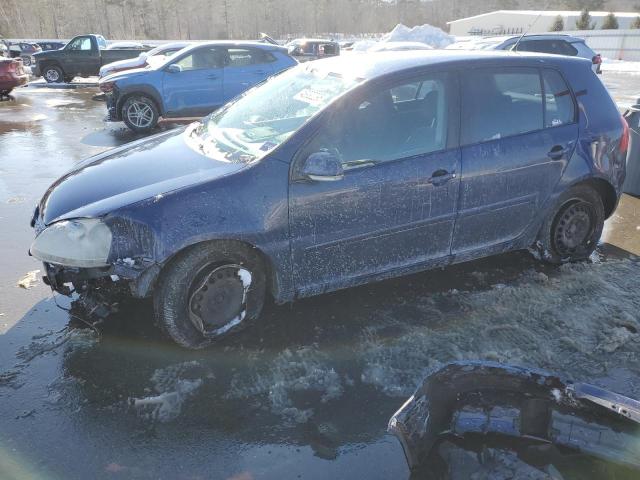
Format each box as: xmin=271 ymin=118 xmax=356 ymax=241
xmin=289 ymin=71 xmax=460 ymax=294
xmin=222 ymin=47 xmax=276 ymax=101
xmin=452 ymin=66 xmax=578 ymax=255
xmin=162 ymin=46 xmax=225 ymax=117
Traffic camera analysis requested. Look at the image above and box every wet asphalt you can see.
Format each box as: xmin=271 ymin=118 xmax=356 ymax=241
xmin=0 ymin=73 xmax=639 ymax=480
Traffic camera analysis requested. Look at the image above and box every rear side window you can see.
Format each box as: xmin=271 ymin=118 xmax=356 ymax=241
xmin=517 ymin=39 xmax=578 ymax=56
xmin=462 ymin=68 xmax=543 ymax=144
xmin=227 ymin=48 xmax=275 ymax=67
xmin=543 ymin=69 xmax=576 ymax=128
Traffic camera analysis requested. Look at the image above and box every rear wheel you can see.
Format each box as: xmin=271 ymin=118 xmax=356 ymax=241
xmin=42 ymin=65 xmax=64 ymax=83
xmin=534 ymin=185 xmax=605 ymax=264
xmin=153 ymin=241 xmax=266 ymax=349
xmin=121 ymin=95 xmax=159 ymax=133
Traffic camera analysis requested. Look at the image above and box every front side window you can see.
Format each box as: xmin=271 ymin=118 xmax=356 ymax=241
xmin=305 ymin=72 xmax=450 ymax=167
xmin=462 ymin=68 xmax=543 ymax=144
xmin=173 ymin=47 xmax=225 ymax=71
xmin=543 ymin=69 xmax=576 ymax=128
xmin=68 ymin=37 xmax=92 ymax=51
xmin=187 ymin=64 xmax=363 ymax=163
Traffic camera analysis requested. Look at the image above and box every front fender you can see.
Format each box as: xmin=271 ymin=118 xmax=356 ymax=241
xmin=116 ymin=81 xmax=165 ymax=115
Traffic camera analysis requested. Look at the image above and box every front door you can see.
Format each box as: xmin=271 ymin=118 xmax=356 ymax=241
xmin=162 ymin=46 xmax=225 ymax=117
xmin=222 ymin=47 xmax=275 ymax=101
xmin=289 ymin=72 xmax=460 ymax=295
xmin=61 ymin=36 xmax=97 ymax=76
xmin=453 ymin=67 xmax=579 ymax=254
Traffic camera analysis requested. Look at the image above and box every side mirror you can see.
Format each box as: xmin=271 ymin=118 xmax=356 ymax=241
xmin=301 ymin=151 xmax=344 ymax=182
xmin=166 ymin=64 xmax=182 ymax=73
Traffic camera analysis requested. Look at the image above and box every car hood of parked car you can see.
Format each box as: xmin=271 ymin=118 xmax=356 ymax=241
xmin=38 ymin=127 xmax=248 ymax=225
xmin=100 ymin=66 xmax=153 ymax=84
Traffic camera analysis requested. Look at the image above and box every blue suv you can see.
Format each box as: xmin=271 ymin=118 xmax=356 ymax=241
xmin=32 ymin=51 xmax=628 ymax=348
xmin=99 ymin=41 xmax=297 ymax=132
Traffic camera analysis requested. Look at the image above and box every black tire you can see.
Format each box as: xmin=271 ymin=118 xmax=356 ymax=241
xmin=534 ymin=185 xmax=605 ymax=264
xmin=42 ymin=64 xmax=64 ymax=83
xmin=0 ymin=88 xmax=13 ymax=96
xmin=153 ymin=241 xmax=266 ymax=349
xmin=121 ymin=95 xmax=159 ymax=133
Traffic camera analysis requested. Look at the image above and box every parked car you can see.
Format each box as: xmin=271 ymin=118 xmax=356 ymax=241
xmin=368 ymin=41 xmax=433 ymax=52
xmin=37 ymin=41 xmax=67 ymax=51
xmin=0 ymin=40 xmax=9 ymax=58
xmin=285 ymin=38 xmax=340 ymax=62
xmin=448 ymin=34 xmax=602 ymax=73
xmin=32 ymin=34 xmax=149 ymax=83
xmin=99 ymin=41 xmax=296 ymax=132
xmin=9 ymin=42 xmax=42 ymax=66
xmin=0 ymin=57 xmax=28 ymax=95
xmin=30 ymin=51 xmax=628 ymax=349
xmin=99 ymin=42 xmax=192 ymax=78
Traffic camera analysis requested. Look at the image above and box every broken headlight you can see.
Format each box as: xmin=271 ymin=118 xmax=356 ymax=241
xmin=30 ymin=218 xmax=112 ymax=268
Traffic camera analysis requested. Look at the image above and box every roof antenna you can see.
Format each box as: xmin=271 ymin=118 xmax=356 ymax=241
xmin=512 ymin=1 xmax=551 ymax=52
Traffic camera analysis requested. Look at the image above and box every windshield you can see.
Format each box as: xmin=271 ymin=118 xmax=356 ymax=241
xmin=186 ymin=64 xmax=364 ymax=163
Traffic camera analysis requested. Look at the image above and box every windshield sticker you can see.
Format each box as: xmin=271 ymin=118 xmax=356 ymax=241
xmin=293 ymin=88 xmax=328 ymax=107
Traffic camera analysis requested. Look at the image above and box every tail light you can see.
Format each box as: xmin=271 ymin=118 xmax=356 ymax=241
xmin=592 ymin=54 xmax=602 ymax=65
xmin=99 ymin=81 xmax=115 ymax=93
xmin=620 ymin=115 xmax=630 ymax=156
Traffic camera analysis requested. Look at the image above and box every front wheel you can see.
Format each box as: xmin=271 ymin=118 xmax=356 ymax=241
xmin=42 ymin=65 xmax=64 ymax=83
xmin=533 ymin=185 xmax=605 ymax=264
xmin=153 ymin=241 xmax=266 ymax=349
xmin=121 ymin=95 xmax=159 ymax=133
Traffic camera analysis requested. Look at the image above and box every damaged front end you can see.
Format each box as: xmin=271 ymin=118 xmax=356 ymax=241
xmin=31 ymin=208 xmax=161 ymax=319
xmin=389 ymin=361 xmax=640 ymax=477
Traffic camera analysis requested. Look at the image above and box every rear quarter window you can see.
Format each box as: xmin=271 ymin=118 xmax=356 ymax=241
xmin=542 ymin=69 xmax=576 ymax=127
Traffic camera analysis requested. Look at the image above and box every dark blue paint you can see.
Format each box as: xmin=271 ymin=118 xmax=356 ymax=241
xmin=34 ymin=52 xmax=627 ymax=304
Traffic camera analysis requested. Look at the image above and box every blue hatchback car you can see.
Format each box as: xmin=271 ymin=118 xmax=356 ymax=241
xmin=31 ymin=51 xmax=628 ymax=348
xmin=99 ymin=41 xmax=297 ymax=132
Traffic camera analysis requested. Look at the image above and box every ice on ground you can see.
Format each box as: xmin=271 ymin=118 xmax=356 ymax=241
xmin=602 ymin=59 xmax=640 ymax=74
xmin=131 ymin=361 xmax=203 ymax=422
xmin=381 ymin=23 xmax=454 ymax=49
xmin=360 ymin=259 xmax=640 ymax=397
xmin=226 ymin=347 xmax=344 ymax=423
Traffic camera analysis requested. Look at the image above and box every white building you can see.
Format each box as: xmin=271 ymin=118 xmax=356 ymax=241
xmin=448 ymin=10 xmax=640 ymax=36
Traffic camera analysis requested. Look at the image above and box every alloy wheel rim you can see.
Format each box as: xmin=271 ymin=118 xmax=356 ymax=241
xmin=126 ymin=101 xmax=154 ymax=128
xmin=188 ymin=264 xmax=252 ymax=338
xmin=553 ymin=201 xmax=595 ymax=256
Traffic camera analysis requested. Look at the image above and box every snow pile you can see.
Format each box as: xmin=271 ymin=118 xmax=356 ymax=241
xmin=381 ymin=23 xmax=454 ymax=49
xmin=131 ymin=361 xmax=204 ymax=422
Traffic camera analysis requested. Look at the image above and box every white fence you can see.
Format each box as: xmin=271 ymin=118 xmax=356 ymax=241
xmin=564 ymin=29 xmax=640 ymax=61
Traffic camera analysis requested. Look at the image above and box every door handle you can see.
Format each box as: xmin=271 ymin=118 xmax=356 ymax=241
xmin=207 ymin=74 xmax=219 ymax=80
xmin=428 ymin=169 xmax=456 ymax=186
xmin=253 ymin=70 xmax=267 ymax=75
xmin=548 ymin=145 xmax=569 ymax=160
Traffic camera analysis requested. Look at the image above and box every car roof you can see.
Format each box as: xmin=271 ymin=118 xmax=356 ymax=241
xmin=177 ymin=40 xmax=286 ymax=54
xmin=490 ymin=34 xmax=586 ymax=44
xmin=311 ymin=50 xmax=588 ymax=80
xmin=290 ymin=38 xmax=338 ymax=44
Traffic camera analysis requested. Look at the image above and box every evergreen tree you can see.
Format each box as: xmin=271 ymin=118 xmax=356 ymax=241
xmin=601 ymin=12 xmax=619 ymax=29
xmin=550 ymin=15 xmax=564 ymax=32
xmin=575 ymin=9 xmax=595 ymax=30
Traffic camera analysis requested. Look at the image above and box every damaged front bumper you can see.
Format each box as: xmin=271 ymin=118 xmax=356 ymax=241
xmin=389 ymin=361 xmax=640 ymax=473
